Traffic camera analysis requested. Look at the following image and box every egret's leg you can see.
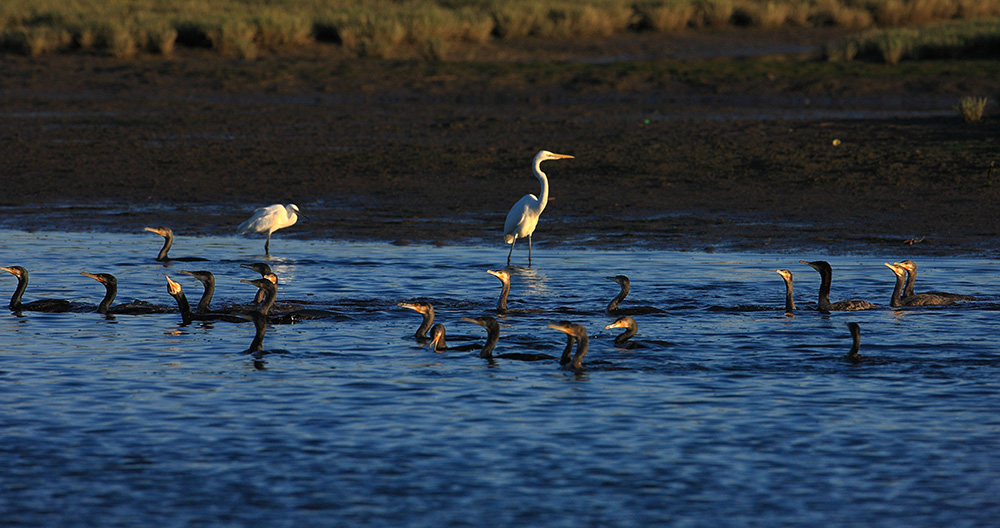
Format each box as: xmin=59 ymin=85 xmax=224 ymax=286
xmin=507 ymin=238 xmax=516 ymax=266
xmin=527 ymin=235 xmax=532 ymax=267
xmin=265 ymin=232 xmax=271 ymax=256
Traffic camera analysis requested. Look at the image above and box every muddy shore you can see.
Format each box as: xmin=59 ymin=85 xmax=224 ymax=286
xmin=1 ymin=29 xmax=998 ymax=256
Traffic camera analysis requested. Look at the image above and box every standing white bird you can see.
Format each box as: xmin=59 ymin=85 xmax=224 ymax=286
xmin=237 ymin=204 xmax=301 ymax=256
xmin=503 ymin=150 xmax=573 ymax=266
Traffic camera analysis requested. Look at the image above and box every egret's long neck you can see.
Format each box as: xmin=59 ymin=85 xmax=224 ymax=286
xmin=534 ymin=158 xmax=549 ymax=215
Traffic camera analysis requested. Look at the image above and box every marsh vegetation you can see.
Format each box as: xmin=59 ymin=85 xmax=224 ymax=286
xmin=2 ymin=0 xmax=1000 ymax=59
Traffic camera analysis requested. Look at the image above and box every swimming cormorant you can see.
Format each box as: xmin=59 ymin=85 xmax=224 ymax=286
xmin=893 ymin=260 xmax=975 ymax=301
xmin=843 ymin=322 xmax=863 ymax=363
xmin=398 ymin=301 xmax=435 ymax=341
xmin=606 ymin=275 xmax=664 ymax=315
xmin=799 ymin=260 xmax=876 ymax=312
xmin=144 ymin=227 xmax=209 ymax=262
xmin=0 ymin=265 xmax=71 ymax=312
xmin=547 ymin=321 xmax=589 ymax=370
xmin=81 ymin=271 xmax=173 ymax=315
xmin=884 ymin=262 xmax=955 ymax=307
xmin=165 ymin=275 xmax=248 ymax=324
xmin=776 ymin=269 xmax=795 ymax=314
xmin=605 ymin=316 xmax=638 ymax=346
xmin=462 ymin=316 xmax=556 ymax=361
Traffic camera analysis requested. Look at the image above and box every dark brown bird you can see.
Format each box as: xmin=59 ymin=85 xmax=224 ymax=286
xmin=800 ymin=260 xmax=876 ymax=312
xmin=0 ymin=265 xmax=71 ymax=312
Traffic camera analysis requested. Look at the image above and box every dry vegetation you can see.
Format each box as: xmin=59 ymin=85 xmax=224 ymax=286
xmin=830 ymin=16 xmax=1000 ymax=63
xmin=1 ymin=0 xmax=1000 ymax=59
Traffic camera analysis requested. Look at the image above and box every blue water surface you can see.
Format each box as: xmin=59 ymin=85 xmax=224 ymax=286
xmin=1 ymin=229 xmax=998 ymax=527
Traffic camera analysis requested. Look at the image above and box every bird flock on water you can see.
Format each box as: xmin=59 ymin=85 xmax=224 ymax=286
xmin=1 ymin=150 xmax=980 ymax=369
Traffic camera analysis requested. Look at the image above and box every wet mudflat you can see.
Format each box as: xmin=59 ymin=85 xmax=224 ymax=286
xmin=1 ymin=29 xmax=999 ymax=255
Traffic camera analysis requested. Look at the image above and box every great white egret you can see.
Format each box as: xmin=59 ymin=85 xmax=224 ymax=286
xmin=503 ymin=150 xmax=573 ymax=266
xmin=237 ymin=204 xmax=301 ymax=256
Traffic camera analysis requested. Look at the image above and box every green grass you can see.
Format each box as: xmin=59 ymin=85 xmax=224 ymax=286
xmin=2 ymin=0 xmax=1000 ymax=59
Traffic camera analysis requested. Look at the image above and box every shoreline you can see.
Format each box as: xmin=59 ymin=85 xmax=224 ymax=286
xmin=2 ymin=32 xmax=999 ymax=258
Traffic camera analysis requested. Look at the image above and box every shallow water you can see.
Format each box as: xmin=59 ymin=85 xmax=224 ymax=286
xmin=1 ymin=229 xmax=999 ymax=527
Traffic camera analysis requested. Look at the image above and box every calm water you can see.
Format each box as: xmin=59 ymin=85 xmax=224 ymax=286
xmin=1 ymin=229 xmax=998 ymax=527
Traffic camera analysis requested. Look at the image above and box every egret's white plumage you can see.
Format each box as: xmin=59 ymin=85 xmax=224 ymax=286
xmin=503 ymin=150 xmax=573 ymax=265
xmin=237 ymin=203 xmax=301 ymax=255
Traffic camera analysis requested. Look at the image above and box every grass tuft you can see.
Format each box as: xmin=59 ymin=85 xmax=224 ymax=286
xmin=956 ymin=96 xmax=988 ymax=122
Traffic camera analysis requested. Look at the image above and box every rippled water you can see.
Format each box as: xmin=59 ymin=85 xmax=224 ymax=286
xmin=2 ymin=229 xmax=999 ymax=527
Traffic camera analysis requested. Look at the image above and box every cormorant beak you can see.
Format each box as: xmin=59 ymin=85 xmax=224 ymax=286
xmin=80 ymin=271 xmax=104 ymax=283
xmin=460 ymin=317 xmax=483 ymax=327
xmin=143 ymin=227 xmax=166 ymax=236
xmin=0 ymin=266 xmax=16 ymax=276
xmin=547 ymin=322 xmax=571 ymax=335
xmin=165 ymin=275 xmax=182 ymax=295
xmin=604 ymin=320 xmax=626 ymax=330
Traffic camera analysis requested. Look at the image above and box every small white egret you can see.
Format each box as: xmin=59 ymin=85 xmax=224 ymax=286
xmin=236 ymin=204 xmax=301 ymax=256
xmin=503 ymin=150 xmax=573 ymax=266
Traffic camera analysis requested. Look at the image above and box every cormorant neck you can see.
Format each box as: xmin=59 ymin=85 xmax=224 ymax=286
xmin=816 ymin=268 xmax=832 ymax=311
xmin=258 ymin=286 xmax=277 ymax=315
xmin=608 ymin=281 xmax=629 ymax=313
xmin=196 ymin=276 xmax=215 ymax=313
xmin=903 ymin=269 xmax=915 ymax=298
xmin=171 ymin=290 xmax=193 ymax=324
xmin=614 ymin=323 xmax=637 ymax=345
xmin=248 ymin=311 xmax=267 ymax=352
xmin=156 ymin=233 xmax=173 ymax=262
xmin=97 ymin=282 xmax=117 ymax=314
xmin=889 ymin=271 xmax=905 ymax=308
xmin=560 ymin=335 xmax=575 ymax=366
xmin=9 ymin=274 xmax=27 ymax=309
xmin=480 ymin=323 xmax=500 ymax=359
xmin=845 ymin=326 xmax=861 ymax=362
xmin=415 ymin=308 xmax=434 ymax=339
xmin=496 ymin=278 xmax=510 ymax=313
xmin=783 ymin=278 xmax=795 ymax=313
xmin=570 ymin=332 xmax=589 ymax=370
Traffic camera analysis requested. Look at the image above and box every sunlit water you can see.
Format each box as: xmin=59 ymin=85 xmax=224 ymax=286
xmin=1 ymin=229 xmax=998 ymax=527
